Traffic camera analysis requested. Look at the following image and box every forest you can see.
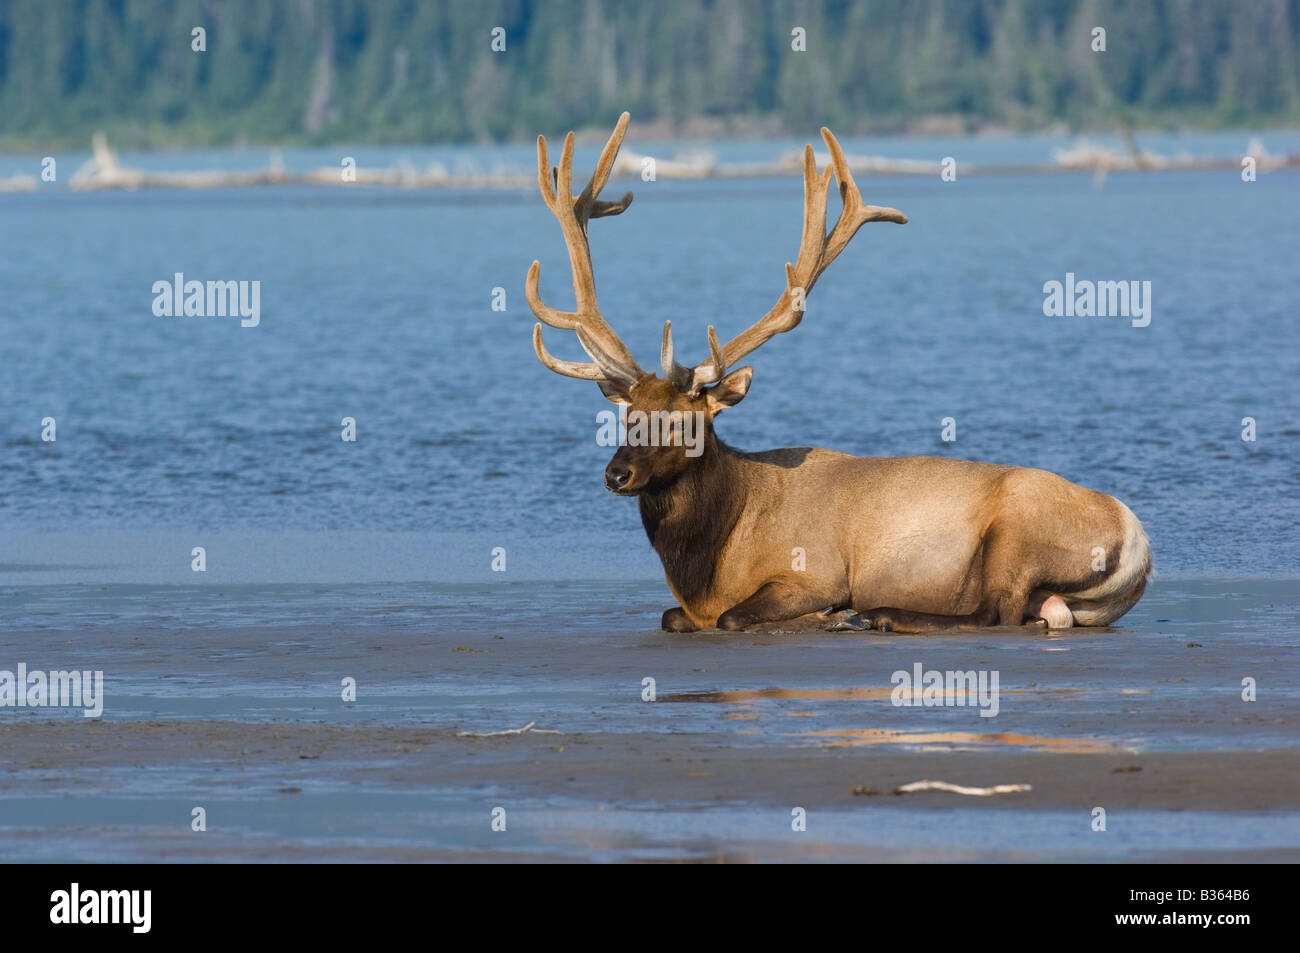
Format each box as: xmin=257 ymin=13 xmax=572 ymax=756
xmin=1 ymin=0 xmax=1297 ymax=150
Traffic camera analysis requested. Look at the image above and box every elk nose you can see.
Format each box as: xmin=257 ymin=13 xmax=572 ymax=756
xmin=604 ymin=462 xmax=632 ymax=491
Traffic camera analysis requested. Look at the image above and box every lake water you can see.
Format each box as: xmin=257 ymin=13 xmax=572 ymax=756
xmin=3 ymin=129 xmax=1298 ymax=593
xmin=1 ymin=131 xmax=1298 ymax=861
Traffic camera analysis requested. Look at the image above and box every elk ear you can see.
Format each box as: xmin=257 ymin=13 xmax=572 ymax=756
xmin=598 ymin=379 xmax=632 ymax=405
xmin=705 ymin=366 xmax=753 ymax=416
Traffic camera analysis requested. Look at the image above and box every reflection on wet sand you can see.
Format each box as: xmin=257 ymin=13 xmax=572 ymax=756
xmin=790 ymin=728 xmax=1134 ymax=753
xmin=661 ymin=686 xmax=1111 ymax=704
xmin=663 ymin=685 xmax=1140 ymax=752
xmin=664 ymin=687 xmax=895 ymax=702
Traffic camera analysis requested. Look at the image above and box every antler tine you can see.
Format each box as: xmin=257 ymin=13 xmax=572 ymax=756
xmin=532 ymin=323 xmax=639 ymax=386
xmin=557 ymin=131 xmax=576 ymax=206
xmin=575 ymin=327 xmax=640 ymax=386
xmin=663 ymin=320 xmax=726 ymax=394
xmin=685 ymin=326 xmax=727 ymax=392
xmin=577 ymin=111 xmax=633 ymax=221
xmin=533 ymin=335 xmax=642 ymax=436
xmin=526 ymin=260 xmax=579 ymax=331
xmin=661 ymin=321 xmax=694 ymax=391
xmin=535 ymin=133 xmax=557 ymax=212
xmin=820 ymin=127 xmax=908 ymax=262
xmin=527 ymin=112 xmax=644 ymax=384
xmin=533 ymin=324 xmax=603 ymax=380
xmin=691 ymin=127 xmax=907 ymax=380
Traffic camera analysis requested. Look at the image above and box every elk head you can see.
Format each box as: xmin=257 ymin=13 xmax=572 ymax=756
xmin=526 ymin=112 xmax=907 ymax=496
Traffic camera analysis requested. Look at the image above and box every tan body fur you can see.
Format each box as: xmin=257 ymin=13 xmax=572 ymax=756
xmin=650 ymin=442 xmax=1150 ymax=631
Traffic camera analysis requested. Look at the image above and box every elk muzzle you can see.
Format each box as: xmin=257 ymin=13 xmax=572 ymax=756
xmin=604 ymin=458 xmax=635 ymax=494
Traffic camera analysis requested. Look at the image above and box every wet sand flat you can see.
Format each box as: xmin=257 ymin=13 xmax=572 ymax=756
xmin=2 ymin=720 xmax=1299 ymax=862
xmin=5 ymin=719 xmax=1300 ymax=812
xmin=1 ymin=577 xmax=1297 ymax=861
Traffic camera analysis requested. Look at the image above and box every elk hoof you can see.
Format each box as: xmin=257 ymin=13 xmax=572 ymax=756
xmin=716 ymin=611 xmax=749 ymax=632
xmin=661 ymin=608 xmax=698 ymax=633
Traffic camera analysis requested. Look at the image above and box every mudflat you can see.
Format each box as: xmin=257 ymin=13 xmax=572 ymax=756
xmin=1 ymin=577 xmax=1297 ymax=861
xmin=2 ymin=721 xmax=1297 ymax=862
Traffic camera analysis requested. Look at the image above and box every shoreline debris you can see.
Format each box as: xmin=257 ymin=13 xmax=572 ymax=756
xmin=892 ymin=779 xmax=1032 ymax=796
xmin=457 ymin=721 xmax=563 ymax=738
xmin=20 ymin=129 xmax=1293 ymax=194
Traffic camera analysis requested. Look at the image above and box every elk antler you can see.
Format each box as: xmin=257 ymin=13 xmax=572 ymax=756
xmin=528 ymin=111 xmax=644 ymax=389
xmin=665 ymin=127 xmax=908 ymax=394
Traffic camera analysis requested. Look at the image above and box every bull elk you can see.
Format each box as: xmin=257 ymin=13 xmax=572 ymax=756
xmin=526 ymin=112 xmax=1151 ymax=633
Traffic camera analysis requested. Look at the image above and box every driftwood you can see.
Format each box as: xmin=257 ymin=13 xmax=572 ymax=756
xmin=0 ymin=174 xmax=37 ymax=192
xmin=893 ymin=780 xmax=1033 ymax=796
xmin=31 ymin=129 xmax=1299 ymax=193
xmin=457 ymin=721 xmax=563 ymax=738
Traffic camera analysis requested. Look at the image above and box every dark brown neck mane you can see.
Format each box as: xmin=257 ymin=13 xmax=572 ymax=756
xmin=637 ymin=437 xmax=746 ymax=603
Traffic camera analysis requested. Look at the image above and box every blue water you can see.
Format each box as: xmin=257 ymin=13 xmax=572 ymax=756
xmin=2 ymin=133 xmax=1298 ymax=584
xmin=4 ymin=795 xmax=1297 ymax=862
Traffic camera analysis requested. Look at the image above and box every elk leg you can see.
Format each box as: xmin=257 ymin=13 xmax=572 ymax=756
xmin=856 ymin=586 xmax=1058 ymax=633
xmin=716 ymin=583 xmax=834 ymax=631
xmin=661 ymin=607 xmax=698 ymax=633
xmin=859 ymin=600 xmax=1001 ymax=634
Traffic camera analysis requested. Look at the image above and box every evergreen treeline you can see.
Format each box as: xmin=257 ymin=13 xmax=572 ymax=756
xmin=1 ymin=0 xmax=1297 ymax=150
